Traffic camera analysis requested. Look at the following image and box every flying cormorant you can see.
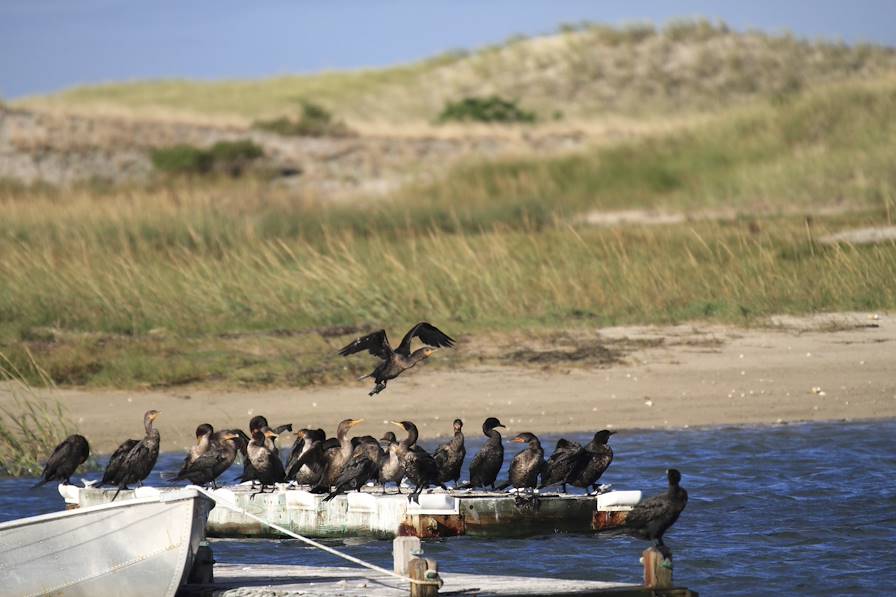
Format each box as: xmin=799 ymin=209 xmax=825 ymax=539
xmin=338 ymin=322 xmax=455 ymax=396
xmin=33 ymin=434 xmax=90 ymax=488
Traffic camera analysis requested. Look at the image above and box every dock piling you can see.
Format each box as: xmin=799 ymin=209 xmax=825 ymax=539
xmin=393 ymin=536 xmax=421 ymax=575
xmin=642 ymin=546 xmax=673 ymax=589
xmin=409 ymin=557 xmax=440 ymax=597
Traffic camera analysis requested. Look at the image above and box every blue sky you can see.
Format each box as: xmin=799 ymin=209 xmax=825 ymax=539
xmin=2 ymin=0 xmax=894 ymax=99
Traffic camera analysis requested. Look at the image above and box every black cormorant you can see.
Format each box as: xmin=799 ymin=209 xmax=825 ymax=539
xmin=285 ymin=428 xmax=326 ymax=483
xmin=392 ymin=420 xmax=438 ymax=503
xmin=434 ymin=419 xmax=465 ymax=488
xmin=508 ymin=432 xmax=544 ymax=490
xmin=467 ymin=417 xmax=505 ymax=490
xmin=102 ymin=410 xmax=161 ymax=501
xmin=242 ymin=428 xmax=286 ymax=496
xmin=569 ymin=430 xmax=615 ymax=493
xmin=322 ymin=418 xmax=365 ymax=487
xmin=323 ymin=438 xmax=383 ymax=501
xmin=172 ymin=431 xmax=240 ymax=487
xmin=540 ymin=438 xmax=586 ymax=493
xmin=338 ymin=322 xmax=455 ymax=396
xmin=33 ymin=434 xmax=90 ymax=488
xmin=624 ymin=469 xmax=688 ymax=547
xmin=377 ymin=431 xmax=404 ymax=492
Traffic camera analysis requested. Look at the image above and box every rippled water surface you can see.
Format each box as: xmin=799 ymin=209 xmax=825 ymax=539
xmin=4 ymin=420 xmax=896 ymax=595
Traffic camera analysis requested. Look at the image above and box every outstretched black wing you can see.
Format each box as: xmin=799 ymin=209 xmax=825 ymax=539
xmin=338 ymin=330 xmax=392 ymax=359
xmin=395 ymin=322 xmax=455 ymax=356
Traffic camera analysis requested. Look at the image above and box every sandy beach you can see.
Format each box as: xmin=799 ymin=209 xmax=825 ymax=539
xmin=4 ymin=312 xmax=894 ymax=454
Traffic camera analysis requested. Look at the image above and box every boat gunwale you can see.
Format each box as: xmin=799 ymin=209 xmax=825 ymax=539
xmin=0 ymin=487 xmax=207 ymax=531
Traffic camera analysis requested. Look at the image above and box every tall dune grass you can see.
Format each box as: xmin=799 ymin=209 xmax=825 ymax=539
xmin=0 ymin=354 xmax=84 ymax=476
xmin=2 ymin=81 xmax=895 ymax=387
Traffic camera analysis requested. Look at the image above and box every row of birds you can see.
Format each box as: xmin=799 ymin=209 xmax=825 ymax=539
xmin=34 ymin=410 xmax=688 ymax=545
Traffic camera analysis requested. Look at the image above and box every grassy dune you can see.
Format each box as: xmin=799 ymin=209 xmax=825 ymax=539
xmin=20 ymin=21 xmax=896 ymax=126
xmin=2 ymin=80 xmax=896 ymax=387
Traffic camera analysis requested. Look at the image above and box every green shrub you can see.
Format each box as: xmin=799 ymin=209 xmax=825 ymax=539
xmin=438 ymin=96 xmax=536 ymax=124
xmin=150 ymin=140 xmax=264 ymax=177
xmin=253 ymin=101 xmax=353 ymax=137
xmin=150 ymin=145 xmax=213 ymax=175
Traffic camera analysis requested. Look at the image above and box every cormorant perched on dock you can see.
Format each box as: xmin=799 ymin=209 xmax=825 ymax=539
xmin=33 ymin=434 xmax=90 ymax=488
xmin=323 ymin=437 xmax=383 ymax=501
xmin=241 ymin=416 xmax=290 ymax=481
xmin=319 ymin=418 xmax=364 ymax=488
xmin=434 ymin=419 xmax=465 ymax=488
xmin=181 ymin=423 xmax=214 ymax=468
xmin=539 ymin=438 xmax=586 ymax=493
xmin=392 ymin=420 xmax=439 ymax=503
xmin=100 ymin=410 xmax=161 ymax=501
xmin=172 ymin=431 xmax=240 ymax=487
xmin=338 ymin=322 xmax=455 ymax=396
xmin=624 ymin=469 xmax=688 ymax=547
xmin=249 ymin=415 xmax=293 ymax=436
xmin=242 ymin=428 xmax=286 ymax=496
xmin=570 ymin=430 xmax=615 ymax=494
xmin=285 ymin=428 xmax=326 ymax=483
xmin=508 ymin=432 xmax=544 ymax=490
xmin=377 ymin=431 xmax=405 ymax=492
xmin=467 ymin=417 xmax=505 ymax=490
xmin=288 ymin=436 xmax=337 ymax=490
xmin=210 ymin=429 xmax=244 ymax=483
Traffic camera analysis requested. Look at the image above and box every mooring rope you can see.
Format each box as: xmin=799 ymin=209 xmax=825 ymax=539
xmin=185 ymin=486 xmax=443 ymax=590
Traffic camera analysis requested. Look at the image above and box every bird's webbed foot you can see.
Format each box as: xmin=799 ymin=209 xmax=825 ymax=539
xmin=368 ymin=381 xmax=387 ymax=396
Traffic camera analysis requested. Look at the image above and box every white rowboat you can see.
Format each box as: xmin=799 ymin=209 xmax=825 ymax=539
xmin=0 ymin=487 xmax=212 ymax=597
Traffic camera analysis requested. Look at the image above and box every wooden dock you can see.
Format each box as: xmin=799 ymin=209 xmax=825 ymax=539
xmin=179 ymin=562 xmax=696 ymax=596
xmin=64 ymin=484 xmax=642 ymax=539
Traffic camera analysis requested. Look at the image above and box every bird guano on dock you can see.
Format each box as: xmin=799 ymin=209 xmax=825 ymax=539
xmin=64 ymin=484 xmax=643 ymax=539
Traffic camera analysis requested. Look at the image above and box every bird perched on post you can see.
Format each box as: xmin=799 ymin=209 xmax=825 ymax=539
xmin=32 ymin=434 xmax=90 ymax=488
xmin=624 ymin=469 xmax=688 ymax=548
xmin=338 ymin=322 xmax=455 ymax=396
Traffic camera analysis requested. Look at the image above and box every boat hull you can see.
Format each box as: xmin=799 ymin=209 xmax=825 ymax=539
xmin=0 ymin=488 xmax=212 ymax=597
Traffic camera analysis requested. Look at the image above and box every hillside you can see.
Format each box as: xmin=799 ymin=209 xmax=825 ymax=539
xmin=18 ymin=20 xmax=896 ymax=127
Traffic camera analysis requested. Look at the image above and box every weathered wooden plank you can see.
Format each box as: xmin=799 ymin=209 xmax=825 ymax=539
xmin=180 ymin=563 xmax=697 ymax=596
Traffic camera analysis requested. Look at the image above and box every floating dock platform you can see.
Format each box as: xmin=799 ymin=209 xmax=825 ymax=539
xmin=180 ymin=562 xmax=696 ymax=596
xmin=63 ymin=484 xmax=641 ymax=539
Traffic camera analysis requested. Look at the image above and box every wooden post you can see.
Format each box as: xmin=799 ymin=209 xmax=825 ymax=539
xmin=393 ymin=536 xmax=421 ymax=575
xmin=188 ymin=541 xmax=215 ymax=584
xmin=408 ymin=557 xmax=440 ymax=597
xmin=642 ymin=546 xmax=673 ymax=589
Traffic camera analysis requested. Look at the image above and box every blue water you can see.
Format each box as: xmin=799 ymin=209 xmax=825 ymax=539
xmin=4 ymin=420 xmax=896 ymax=595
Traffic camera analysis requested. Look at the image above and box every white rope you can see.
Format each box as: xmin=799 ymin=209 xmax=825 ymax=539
xmin=185 ymin=486 xmax=442 ymax=590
